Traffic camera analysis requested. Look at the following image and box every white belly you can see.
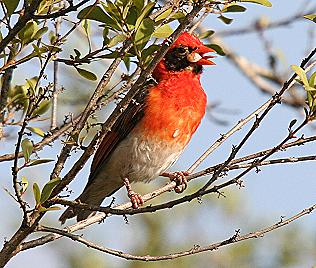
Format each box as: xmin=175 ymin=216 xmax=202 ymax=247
xmin=97 ymin=130 xmax=184 ymax=183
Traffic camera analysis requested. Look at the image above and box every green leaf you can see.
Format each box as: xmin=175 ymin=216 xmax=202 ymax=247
xmin=309 ymin=72 xmax=316 ymax=87
xmin=33 ymin=183 xmax=41 ymax=205
xmin=134 ymin=18 xmax=155 ymax=50
xmin=126 ymin=6 xmax=138 ymax=29
xmin=26 ymin=127 xmax=45 ymax=137
xmin=76 ymin=67 xmax=98 ymax=81
xmin=82 ymin=19 xmax=90 ymax=38
xmin=133 ymin=0 xmax=144 ymax=12
xmin=101 ymin=2 xmax=121 ymax=23
xmin=206 ymin=44 xmax=226 ymax=56
xmin=240 ymin=0 xmax=272 ymax=7
xmin=135 ymin=1 xmax=155 ymax=29
xmin=154 ymin=8 xmax=172 ymax=22
xmin=108 ymin=34 xmax=126 ymax=47
xmin=33 ymin=27 xmax=48 ymax=40
xmin=3 ymin=0 xmax=19 ymax=16
xmin=307 ymin=91 xmax=314 ymax=109
xmin=18 ymin=21 xmax=38 ymax=44
xmin=288 ymin=119 xmax=297 ymax=130
xmin=222 ymin=4 xmax=246 ymax=13
xmin=123 ymin=55 xmax=131 ymax=71
xmin=21 ymin=138 xmax=33 ymax=162
xmin=291 ymin=65 xmax=309 ymax=87
xmin=115 ymin=0 xmax=129 ymax=6
xmin=20 ymin=176 xmax=29 ymax=195
xmin=32 ymin=100 xmax=51 ymax=117
xmin=40 ymin=178 xmax=61 ymax=203
xmin=141 ymin=44 xmax=160 ymax=65
xmin=218 ymin=15 xmax=233 ymax=25
xmin=199 ymin=30 xmax=215 ymax=39
xmin=152 ymin=24 xmax=173 ymax=38
xmin=28 ymin=159 xmax=54 ymax=167
xmin=39 ymin=206 xmax=61 ymax=212
xmin=99 ymin=51 xmax=119 ymax=59
xmin=304 ymin=14 xmax=316 ymax=23
xmin=77 ymin=5 xmax=121 ymax=30
xmin=170 ymin=12 xmax=185 ymax=20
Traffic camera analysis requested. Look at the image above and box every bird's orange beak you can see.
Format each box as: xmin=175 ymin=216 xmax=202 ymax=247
xmin=188 ymin=45 xmax=215 ymax=65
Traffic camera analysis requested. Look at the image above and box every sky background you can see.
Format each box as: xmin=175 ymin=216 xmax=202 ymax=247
xmin=1 ymin=0 xmax=316 ymax=267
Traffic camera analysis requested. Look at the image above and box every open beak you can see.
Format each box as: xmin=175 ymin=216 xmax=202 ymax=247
xmin=187 ymin=45 xmax=215 ymax=65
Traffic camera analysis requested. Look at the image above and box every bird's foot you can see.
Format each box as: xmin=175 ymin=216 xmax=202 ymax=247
xmin=123 ymin=178 xmax=144 ymax=209
xmin=161 ymin=171 xmax=190 ymax=193
xmin=128 ymin=191 xmax=144 ymax=209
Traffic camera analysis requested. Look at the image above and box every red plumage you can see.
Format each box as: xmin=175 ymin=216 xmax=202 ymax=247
xmin=59 ymin=32 xmax=215 ymax=223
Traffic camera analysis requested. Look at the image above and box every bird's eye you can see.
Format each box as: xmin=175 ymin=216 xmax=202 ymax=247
xmin=176 ymin=47 xmax=188 ymax=56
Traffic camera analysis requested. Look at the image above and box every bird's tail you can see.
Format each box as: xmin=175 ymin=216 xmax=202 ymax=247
xmin=59 ymin=178 xmax=123 ymax=224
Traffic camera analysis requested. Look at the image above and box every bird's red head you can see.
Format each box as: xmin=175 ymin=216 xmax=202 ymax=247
xmin=170 ymin=32 xmax=215 ymax=65
xmin=153 ymin=32 xmax=215 ymax=80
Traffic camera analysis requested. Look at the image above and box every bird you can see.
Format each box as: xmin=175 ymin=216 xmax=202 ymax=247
xmin=59 ymin=32 xmax=215 ymax=223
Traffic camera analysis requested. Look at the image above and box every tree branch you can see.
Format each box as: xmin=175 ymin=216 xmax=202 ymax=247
xmin=33 ymin=203 xmax=316 ymax=261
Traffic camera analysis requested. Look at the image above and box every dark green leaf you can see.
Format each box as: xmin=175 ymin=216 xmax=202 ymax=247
xmin=76 ymin=67 xmax=98 ymax=81
xmin=288 ymin=119 xmax=297 ymax=130
xmin=142 ymin=44 xmax=160 ymax=65
xmin=21 ymin=138 xmax=33 ymax=162
xmin=40 ymin=178 xmax=61 ymax=203
xmin=108 ymin=34 xmax=126 ymax=47
xmin=123 ymin=55 xmax=131 ymax=71
xmin=26 ymin=127 xmax=45 ymax=137
xmin=78 ymin=5 xmax=121 ymax=30
xmin=152 ymin=24 xmax=173 ymax=38
xmin=74 ymin=48 xmax=81 ymax=59
xmin=134 ymin=18 xmax=155 ymax=50
xmin=28 ymin=159 xmax=54 ymax=167
xmin=103 ymin=27 xmax=110 ymax=45
xmin=309 ymin=72 xmax=316 ymax=87
xmin=304 ymin=14 xmax=316 ymax=23
xmin=126 ymin=6 xmax=138 ymax=29
xmin=240 ymin=0 xmax=272 ymax=7
xmin=102 ymin=1 xmax=121 ymax=21
xmin=222 ymin=4 xmax=246 ymax=13
xmin=135 ymin=1 xmax=155 ymax=29
xmin=199 ymin=30 xmax=215 ymax=39
xmin=218 ymin=15 xmax=233 ymax=24
xmin=3 ymin=0 xmax=19 ymax=16
xmin=33 ymin=27 xmax=48 ymax=40
xmin=99 ymin=51 xmax=119 ymax=59
xmin=307 ymin=91 xmax=314 ymax=110
xmin=133 ymin=0 xmax=144 ymax=12
xmin=206 ymin=44 xmax=226 ymax=56
xmin=33 ymin=183 xmax=41 ymax=205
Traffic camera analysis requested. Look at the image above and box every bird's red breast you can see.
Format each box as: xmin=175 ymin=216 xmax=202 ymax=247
xmin=135 ymin=69 xmax=207 ymax=146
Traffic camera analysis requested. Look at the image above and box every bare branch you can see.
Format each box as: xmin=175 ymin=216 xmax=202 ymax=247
xmin=33 ymin=203 xmax=316 ymax=261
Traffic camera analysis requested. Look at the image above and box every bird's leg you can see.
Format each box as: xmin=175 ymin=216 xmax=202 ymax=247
xmin=160 ymin=171 xmax=190 ymax=193
xmin=122 ymin=177 xmax=144 ymax=209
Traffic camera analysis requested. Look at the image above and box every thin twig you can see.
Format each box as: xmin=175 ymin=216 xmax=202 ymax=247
xmin=33 ymin=203 xmax=316 ymax=261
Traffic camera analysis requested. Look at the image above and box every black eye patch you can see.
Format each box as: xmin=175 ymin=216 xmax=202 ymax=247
xmin=163 ymin=46 xmax=203 ymax=74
